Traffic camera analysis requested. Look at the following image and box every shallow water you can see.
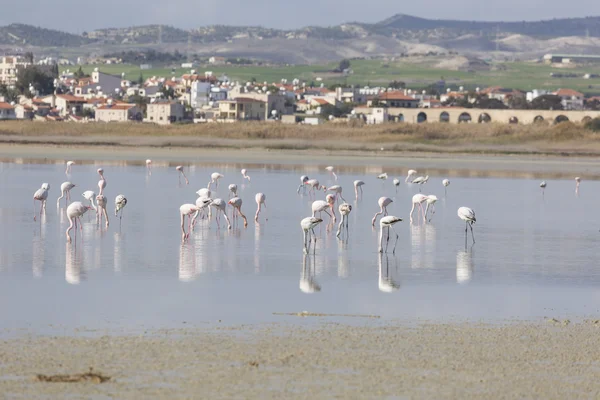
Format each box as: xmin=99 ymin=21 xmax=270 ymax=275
xmin=0 ymin=160 xmax=599 ymax=333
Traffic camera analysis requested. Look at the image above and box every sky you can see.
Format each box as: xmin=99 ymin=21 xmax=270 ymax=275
xmin=0 ymin=0 xmax=599 ymax=32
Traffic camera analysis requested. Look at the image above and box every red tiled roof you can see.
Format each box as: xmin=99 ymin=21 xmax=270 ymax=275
xmin=378 ymin=92 xmax=417 ymax=101
xmin=57 ymin=94 xmax=87 ymax=102
xmin=96 ymin=104 xmax=135 ymax=110
xmin=554 ymin=88 xmax=584 ymax=97
xmin=312 ymin=98 xmax=330 ymax=105
xmin=0 ymin=102 xmax=14 ymax=109
xmin=225 ymin=97 xmax=265 ymax=103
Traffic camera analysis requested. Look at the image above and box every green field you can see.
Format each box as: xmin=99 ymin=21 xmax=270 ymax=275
xmin=62 ymin=59 xmax=600 ymax=94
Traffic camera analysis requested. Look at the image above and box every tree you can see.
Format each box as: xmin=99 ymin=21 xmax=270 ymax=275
xmin=0 ymin=84 xmax=19 ymax=103
xmin=508 ymin=96 xmax=530 ymax=110
xmin=337 ymin=59 xmax=351 ymax=72
xmin=473 ymin=97 xmax=507 ymax=109
xmin=530 ymin=95 xmax=563 ymax=110
xmin=23 ymin=52 xmax=34 ymax=64
xmin=320 ymin=102 xmax=355 ymax=119
xmin=137 ymin=73 xmax=144 ymax=86
xmin=586 ymin=99 xmax=600 ymax=111
xmin=160 ymin=86 xmax=175 ymax=99
xmin=130 ymin=95 xmax=148 ymax=117
xmin=74 ymin=66 xmax=87 ymax=79
xmin=14 ymin=66 xmax=55 ymax=98
xmin=388 ymin=80 xmax=406 ymax=89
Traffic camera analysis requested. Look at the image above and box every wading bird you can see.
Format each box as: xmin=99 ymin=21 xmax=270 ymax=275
xmin=192 ymin=197 xmax=213 ymax=227
xmin=443 ymin=179 xmax=450 ymax=195
xmin=33 ymin=183 xmax=50 ymax=221
xmin=540 ymin=181 xmax=547 ymax=196
xmin=228 ymin=184 xmax=238 ymax=198
xmin=82 ymin=190 xmax=97 ymax=213
xmin=301 ymin=217 xmax=323 ymax=254
xmin=575 ymin=177 xmax=581 ymax=195
xmin=371 ymin=196 xmax=393 ymax=226
xmin=305 ymin=179 xmax=323 ymax=197
xmin=405 ymin=170 xmax=417 ymax=183
xmin=57 ymin=182 xmax=76 ymax=207
xmin=297 ymin=175 xmax=309 ymax=194
xmin=336 ymin=203 xmax=352 ymax=239
xmin=115 ymin=194 xmax=127 ymax=226
xmin=410 ymin=194 xmax=428 ymax=224
xmin=378 ymin=216 xmax=403 ymax=253
xmin=325 ymin=185 xmax=346 ymax=202
xmin=146 ymin=159 xmax=152 ymax=174
xmin=353 ymin=180 xmax=365 ymax=200
xmin=393 ymin=178 xmax=400 ymax=193
xmin=255 ymin=193 xmax=267 ymax=223
xmin=377 ymin=173 xmax=388 ymax=181
xmin=458 ymin=207 xmax=476 ymax=245
xmin=241 ymin=168 xmax=251 ymax=182
xmin=210 ymin=198 xmax=231 ymax=229
xmin=325 ymin=166 xmax=337 ymax=181
xmin=412 ymin=175 xmax=429 ymax=191
xmin=65 ymin=161 xmax=75 ymax=175
xmin=208 ymin=172 xmax=224 ymax=190
xmin=312 ymin=197 xmax=335 ymax=222
xmin=96 ymin=195 xmax=109 ymax=227
xmin=97 ymin=168 xmax=106 ymax=195
xmin=180 ymin=203 xmax=200 ymax=241
xmin=228 ymin=197 xmax=248 ymax=227
xmin=66 ymin=202 xmax=92 ymax=243
xmin=424 ymin=195 xmax=438 ymax=222
xmin=176 ymin=166 xmax=189 ymax=185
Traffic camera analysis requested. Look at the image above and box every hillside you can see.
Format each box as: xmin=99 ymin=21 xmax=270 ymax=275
xmin=0 ymin=24 xmax=91 ymax=46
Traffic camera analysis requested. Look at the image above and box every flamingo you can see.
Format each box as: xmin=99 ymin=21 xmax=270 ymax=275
xmin=96 ymin=194 xmax=109 ymax=227
xmin=458 ymin=207 xmax=476 ymax=245
xmin=405 ymin=170 xmax=417 ymax=183
xmin=196 ymin=188 xmax=211 ymax=199
xmin=371 ymin=196 xmax=393 ymax=227
xmin=297 ymin=175 xmax=309 ymax=194
xmin=353 ymin=180 xmax=365 ymax=200
xmin=540 ymin=181 xmax=547 ymax=197
xmin=575 ymin=177 xmax=581 ymax=194
xmin=65 ymin=202 xmax=92 ymax=243
xmin=33 ymin=183 xmax=50 ymax=221
xmin=65 ymin=161 xmax=75 ymax=175
xmin=325 ymin=185 xmax=346 ymax=202
xmin=228 ymin=197 xmax=248 ymax=227
xmin=392 ymin=178 xmax=400 ymax=193
xmin=255 ymin=193 xmax=267 ymax=223
xmin=228 ymin=184 xmax=238 ymax=198
xmin=305 ymin=179 xmax=323 ymax=197
xmin=97 ymin=168 xmax=106 ymax=195
xmin=377 ymin=173 xmax=388 ymax=180
xmin=82 ymin=190 xmax=97 ymax=213
xmin=378 ymin=216 xmax=403 ymax=253
xmin=410 ymin=193 xmax=428 ymax=223
xmin=301 ymin=217 xmax=323 ymax=254
xmin=192 ymin=197 xmax=213 ymax=227
xmin=312 ymin=197 xmax=335 ymax=222
xmin=443 ymin=179 xmax=450 ymax=195
xmin=336 ymin=203 xmax=352 ymax=238
xmin=424 ymin=195 xmax=438 ymax=222
xmin=115 ymin=194 xmax=127 ymax=226
xmin=180 ymin=203 xmax=200 ymax=241
xmin=241 ymin=168 xmax=251 ymax=182
xmin=208 ymin=172 xmax=224 ymax=190
xmin=210 ymin=198 xmax=231 ymax=229
xmin=176 ymin=166 xmax=189 ymax=185
xmin=412 ymin=175 xmax=429 ymax=191
xmin=146 ymin=159 xmax=152 ymax=175
xmin=325 ymin=166 xmax=337 ymax=180
xmin=57 ymin=182 xmax=76 ymax=207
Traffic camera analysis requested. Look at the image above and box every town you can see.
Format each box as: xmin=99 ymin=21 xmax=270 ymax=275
xmin=1 ymin=54 xmax=600 ymax=126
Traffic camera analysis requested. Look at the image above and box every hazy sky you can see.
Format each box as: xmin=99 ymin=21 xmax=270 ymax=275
xmin=1 ymin=0 xmax=599 ymax=32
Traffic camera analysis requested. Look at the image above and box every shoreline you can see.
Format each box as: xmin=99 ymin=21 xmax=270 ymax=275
xmin=1 ymin=140 xmax=600 ymax=178
xmin=1 ymin=319 xmax=599 ymax=399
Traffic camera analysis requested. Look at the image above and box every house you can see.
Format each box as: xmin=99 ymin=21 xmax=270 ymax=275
xmin=74 ymin=69 xmax=123 ymax=97
xmin=0 ymin=102 xmax=16 ymax=120
xmin=218 ymin=98 xmax=266 ymax=121
xmin=369 ymin=92 xmax=419 ymax=108
xmin=14 ymin=104 xmax=35 ymax=119
xmin=554 ymin=88 xmax=585 ymax=110
xmin=40 ymin=94 xmax=87 ymax=116
xmin=209 ymin=56 xmax=226 ymax=65
xmin=95 ymin=103 xmax=141 ymax=122
xmin=420 ymin=99 xmax=442 ymax=108
xmin=480 ymin=86 xmax=524 ymax=104
xmin=146 ymin=101 xmax=186 ymax=124
xmin=335 ymin=87 xmax=367 ymax=104
xmin=366 ymin=108 xmax=388 ymax=124
xmin=229 ymin=87 xmax=291 ymax=119
xmin=0 ymin=56 xmax=30 ymax=86
xmin=440 ymin=91 xmax=466 ymax=104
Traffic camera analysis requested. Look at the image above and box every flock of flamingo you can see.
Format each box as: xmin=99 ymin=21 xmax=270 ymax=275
xmin=32 ymin=159 xmax=582 ymax=254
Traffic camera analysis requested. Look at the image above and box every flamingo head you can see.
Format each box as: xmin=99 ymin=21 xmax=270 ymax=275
xmin=176 ymin=166 xmax=183 ymax=172
xmin=97 ymin=168 xmax=104 ymax=175
xmin=326 ymin=194 xmax=335 ymax=205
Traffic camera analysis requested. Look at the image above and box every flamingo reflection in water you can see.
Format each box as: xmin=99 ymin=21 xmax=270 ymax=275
xmin=300 ymin=253 xmax=321 ymax=293
xmin=378 ymin=254 xmax=400 ymax=293
xmin=456 ymin=248 xmax=474 ymax=284
xmin=65 ymin=242 xmax=84 ymax=285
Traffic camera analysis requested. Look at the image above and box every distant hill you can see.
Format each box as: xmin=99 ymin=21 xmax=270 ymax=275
xmin=0 ymin=24 xmax=91 ymax=46
xmin=1 ymin=15 xmax=600 ymax=63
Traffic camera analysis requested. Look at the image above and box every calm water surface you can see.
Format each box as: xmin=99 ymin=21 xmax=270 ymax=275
xmin=0 ymin=161 xmax=599 ymax=332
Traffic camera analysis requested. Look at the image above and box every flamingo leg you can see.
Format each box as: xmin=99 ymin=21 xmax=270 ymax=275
xmin=181 ymin=213 xmax=186 ymax=241
xmin=391 ymin=225 xmax=399 ymax=254
xmin=312 ymin=228 xmax=317 ymax=254
xmin=33 ymin=199 xmax=37 ymax=221
xmin=469 ymin=222 xmax=476 ymax=244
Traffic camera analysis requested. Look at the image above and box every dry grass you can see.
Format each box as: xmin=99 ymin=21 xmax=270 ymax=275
xmin=1 ymin=120 xmax=599 ymax=155
xmin=35 ymin=368 xmax=110 ymax=384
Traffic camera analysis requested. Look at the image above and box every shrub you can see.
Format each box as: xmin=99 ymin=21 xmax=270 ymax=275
xmin=584 ymin=117 xmax=600 ymax=132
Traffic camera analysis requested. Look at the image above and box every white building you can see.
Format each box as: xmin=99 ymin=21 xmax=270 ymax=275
xmin=190 ymin=81 xmax=211 ymax=108
xmin=0 ymin=102 xmax=16 ymax=120
xmin=526 ymin=89 xmax=549 ymax=102
xmin=0 ymin=56 xmax=30 ymax=86
xmin=74 ymin=69 xmax=123 ymax=98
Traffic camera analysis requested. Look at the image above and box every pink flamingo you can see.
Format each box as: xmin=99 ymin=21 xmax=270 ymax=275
xmin=97 ymin=168 xmax=106 ymax=195
xmin=297 ymin=175 xmax=310 ymax=194
xmin=371 ymin=196 xmax=393 ymax=226
xmin=575 ymin=177 xmax=581 ymax=195
xmin=324 ymin=185 xmax=346 ymax=202
xmin=241 ymin=169 xmax=251 ymax=182
xmin=65 ymin=161 xmax=75 ymax=175
xmin=176 ymin=166 xmax=189 ymax=185
xmin=228 ymin=184 xmax=238 ymax=198
xmin=255 ymin=193 xmax=267 ymax=223
xmin=353 ymin=180 xmax=365 ymax=200
xmin=336 ymin=203 xmax=352 ymax=238
xmin=66 ymin=201 xmax=92 ymax=243
xmin=325 ymin=166 xmax=338 ymax=181
xmin=410 ymin=193 xmax=428 ymax=223
xmin=146 ymin=159 xmax=152 ymax=175
xmin=57 ymin=182 xmax=76 ymax=208
xmin=228 ymin=197 xmax=248 ymax=227
xmin=208 ymin=172 xmax=224 ymax=190
xmin=96 ymin=194 xmax=109 ymax=227
xmin=210 ymin=198 xmax=231 ymax=229
xmin=305 ymin=179 xmax=324 ymax=198
xmin=312 ymin=195 xmax=335 ymax=223
xmin=33 ymin=183 xmax=50 ymax=221
xmin=191 ymin=197 xmax=213 ymax=227
xmin=180 ymin=203 xmax=200 ymax=241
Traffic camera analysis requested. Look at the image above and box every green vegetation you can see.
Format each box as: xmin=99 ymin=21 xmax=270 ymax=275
xmin=0 ymin=24 xmax=91 ymax=46
xmin=62 ymin=59 xmax=600 ymax=94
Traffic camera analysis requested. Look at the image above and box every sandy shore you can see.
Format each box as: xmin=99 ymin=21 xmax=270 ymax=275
xmin=1 ymin=319 xmax=599 ymax=399
xmin=2 ymin=140 xmax=600 ymax=179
